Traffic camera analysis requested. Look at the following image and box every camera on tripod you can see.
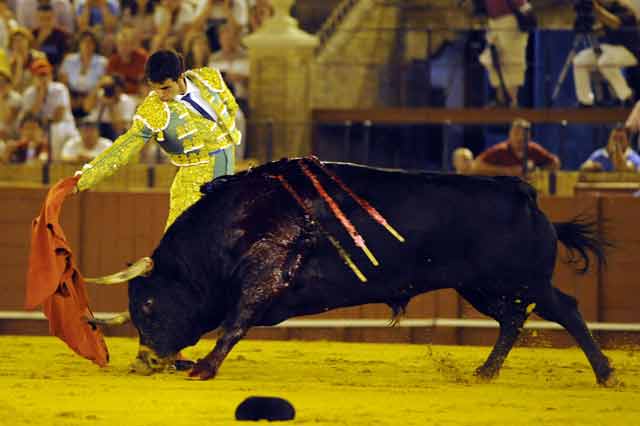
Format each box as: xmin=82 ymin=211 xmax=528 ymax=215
xmin=573 ymin=0 xmax=596 ymax=34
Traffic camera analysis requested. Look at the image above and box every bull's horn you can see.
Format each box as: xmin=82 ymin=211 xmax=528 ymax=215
xmin=85 ymin=257 xmax=154 ymax=285
xmin=87 ymin=311 xmax=131 ymax=328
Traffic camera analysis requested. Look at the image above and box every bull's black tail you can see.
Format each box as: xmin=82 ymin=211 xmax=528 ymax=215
xmin=553 ymin=217 xmax=610 ymax=274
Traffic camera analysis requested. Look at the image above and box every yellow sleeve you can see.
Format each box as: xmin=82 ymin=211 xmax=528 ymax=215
xmin=76 ymin=119 xmax=153 ymax=191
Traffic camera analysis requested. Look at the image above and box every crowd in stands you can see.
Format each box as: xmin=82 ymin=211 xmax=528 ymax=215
xmin=0 ymin=0 xmax=272 ymax=165
xmin=453 ymin=118 xmax=640 ymax=176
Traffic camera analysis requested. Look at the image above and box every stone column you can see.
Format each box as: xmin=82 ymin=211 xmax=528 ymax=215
xmin=243 ymin=0 xmax=318 ymax=162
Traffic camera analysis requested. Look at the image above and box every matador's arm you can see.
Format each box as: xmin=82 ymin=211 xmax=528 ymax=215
xmin=76 ymin=119 xmax=153 ymax=191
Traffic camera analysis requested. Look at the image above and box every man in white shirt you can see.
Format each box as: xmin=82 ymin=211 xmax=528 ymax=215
xmin=13 ymin=0 xmax=74 ymax=34
xmin=151 ymin=0 xmax=198 ymax=52
xmin=61 ymin=118 xmax=111 ymax=162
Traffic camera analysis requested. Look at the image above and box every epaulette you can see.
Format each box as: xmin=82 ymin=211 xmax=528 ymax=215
xmin=187 ymin=67 xmax=223 ymax=93
xmin=133 ymin=92 xmax=171 ymax=132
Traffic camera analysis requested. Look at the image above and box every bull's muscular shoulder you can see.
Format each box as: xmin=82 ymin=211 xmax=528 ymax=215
xmin=187 ymin=67 xmax=224 ymax=91
xmin=134 ymin=92 xmax=171 ymax=132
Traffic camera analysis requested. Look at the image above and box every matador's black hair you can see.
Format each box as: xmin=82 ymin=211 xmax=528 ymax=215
xmin=145 ymin=50 xmax=185 ymax=84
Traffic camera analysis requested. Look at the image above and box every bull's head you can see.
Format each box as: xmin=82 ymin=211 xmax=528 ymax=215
xmin=87 ymin=257 xmax=207 ymax=375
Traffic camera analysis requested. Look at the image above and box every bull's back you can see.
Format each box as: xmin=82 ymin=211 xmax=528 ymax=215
xmin=257 ymin=164 xmax=557 ymax=324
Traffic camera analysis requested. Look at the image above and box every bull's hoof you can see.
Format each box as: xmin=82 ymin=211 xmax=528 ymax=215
xmin=129 ymin=357 xmax=155 ymax=376
xmin=189 ymin=358 xmax=218 ymax=380
xmin=474 ymin=365 xmax=499 ymax=382
xmin=597 ymin=369 xmax=621 ymax=388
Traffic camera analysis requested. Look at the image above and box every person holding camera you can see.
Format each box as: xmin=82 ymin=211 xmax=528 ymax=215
xmin=478 ymin=0 xmax=537 ymax=107
xmin=580 ymin=124 xmax=640 ymax=171
xmin=82 ymin=74 xmax=137 ymax=141
xmin=572 ymin=0 xmax=639 ymax=107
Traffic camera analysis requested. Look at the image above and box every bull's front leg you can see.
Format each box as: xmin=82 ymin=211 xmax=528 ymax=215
xmin=189 ymin=314 xmax=252 ymax=380
xmin=190 ymin=225 xmax=307 ymax=380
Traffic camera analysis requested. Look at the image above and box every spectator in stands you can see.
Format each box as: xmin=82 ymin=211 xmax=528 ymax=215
xmin=13 ymin=0 xmax=74 ymax=34
xmin=59 ymin=30 xmax=107 ymax=118
xmin=83 ymin=74 xmax=137 ymax=140
xmin=61 ymin=118 xmax=111 ymax=163
xmin=473 ymin=118 xmax=560 ymax=177
xmin=75 ymin=0 xmax=119 ymax=34
xmin=249 ymin=0 xmax=274 ymax=33
xmin=20 ymin=57 xmax=78 ymax=162
xmin=580 ymin=124 xmax=640 ymax=171
xmin=184 ymin=31 xmax=211 ymax=70
xmin=121 ymin=0 xmax=158 ymax=49
xmin=192 ymin=0 xmax=249 ymax=51
xmin=209 ymin=22 xmax=249 ymax=113
xmin=33 ymin=2 xmax=69 ymax=69
xmin=8 ymin=26 xmax=45 ymax=93
xmin=0 ymin=49 xmax=22 ymax=140
xmin=107 ymin=26 xmax=149 ymax=98
xmin=1 ymin=113 xmax=48 ymax=164
xmin=573 ymin=0 xmax=639 ymax=107
xmin=150 ymin=0 xmax=198 ymax=52
xmin=76 ymin=0 xmax=120 ymax=55
xmin=452 ymin=147 xmax=474 ymax=174
xmin=478 ymin=0 xmax=535 ymax=107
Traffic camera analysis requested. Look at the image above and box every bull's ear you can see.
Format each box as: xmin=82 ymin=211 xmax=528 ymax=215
xmin=85 ymin=257 xmax=154 ymax=285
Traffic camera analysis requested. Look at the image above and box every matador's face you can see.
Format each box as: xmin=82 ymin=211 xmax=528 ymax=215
xmin=149 ymin=76 xmax=187 ymax=102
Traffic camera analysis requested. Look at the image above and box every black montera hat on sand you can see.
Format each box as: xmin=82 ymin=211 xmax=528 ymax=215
xmin=235 ymin=396 xmax=295 ymax=422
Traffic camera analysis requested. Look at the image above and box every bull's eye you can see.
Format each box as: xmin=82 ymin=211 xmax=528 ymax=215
xmin=142 ymin=298 xmax=154 ymax=315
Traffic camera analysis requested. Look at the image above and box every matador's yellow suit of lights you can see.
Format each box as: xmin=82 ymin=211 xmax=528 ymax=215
xmin=76 ymin=67 xmax=241 ymax=228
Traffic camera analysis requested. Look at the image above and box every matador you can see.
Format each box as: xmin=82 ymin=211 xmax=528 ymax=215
xmin=74 ymin=50 xmax=241 ymax=228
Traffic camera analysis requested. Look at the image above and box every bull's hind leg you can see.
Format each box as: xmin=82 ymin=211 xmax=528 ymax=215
xmin=457 ymin=288 xmax=529 ymax=380
xmin=534 ymin=286 xmax=614 ymax=385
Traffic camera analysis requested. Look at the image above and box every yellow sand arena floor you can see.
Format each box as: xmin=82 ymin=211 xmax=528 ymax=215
xmin=0 ymin=336 xmax=638 ymax=425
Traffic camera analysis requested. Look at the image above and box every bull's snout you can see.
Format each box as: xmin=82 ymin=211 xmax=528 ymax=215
xmin=129 ymin=345 xmax=174 ymax=375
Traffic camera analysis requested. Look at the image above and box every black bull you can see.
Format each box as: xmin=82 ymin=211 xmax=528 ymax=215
xmin=115 ymin=158 xmax=612 ymax=383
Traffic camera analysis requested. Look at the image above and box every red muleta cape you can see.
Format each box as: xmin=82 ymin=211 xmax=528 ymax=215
xmin=24 ymin=176 xmax=109 ymax=367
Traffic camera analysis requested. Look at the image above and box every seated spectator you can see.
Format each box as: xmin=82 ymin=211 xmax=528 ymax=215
xmin=150 ymin=0 xmax=197 ymax=52
xmin=107 ymin=26 xmax=148 ymax=98
xmin=474 ymin=118 xmax=560 ymax=177
xmin=1 ymin=113 xmax=48 ymax=164
xmin=580 ymin=124 xmax=640 ymax=172
xmin=249 ymin=0 xmax=274 ymax=33
xmin=121 ymin=0 xmax=158 ymax=49
xmin=192 ymin=0 xmax=249 ymax=51
xmin=0 ymin=50 xmax=22 ymax=140
xmin=33 ymin=2 xmax=69 ymax=69
xmin=20 ymin=57 xmax=78 ymax=161
xmin=452 ymin=147 xmax=474 ymax=174
xmin=75 ymin=0 xmax=120 ymax=55
xmin=61 ymin=118 xmax=111 ymax=163
xmin=75 ymin=0 xmax=119 ymax=35
xmin=209 ymin=22 xmax=249 ymax=113
xmin=83 ymin=74 xmax=137 ymax=140
xmin=8 ymin=26 xmax=45 ymax=93
xmin=13 ymin=0 xmax=74 ymax=34
xmin=183 ymin=32 xmax=211 ymax=70
xmin=59 ymin=30 xmax=107 ymax=118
